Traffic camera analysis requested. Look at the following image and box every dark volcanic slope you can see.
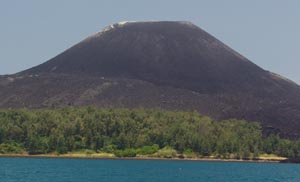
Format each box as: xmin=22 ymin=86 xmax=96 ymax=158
xmin=1 ymin=21 xmax=300 ymax=138
xmin=23 ymin=21 xmax=266 ymax=93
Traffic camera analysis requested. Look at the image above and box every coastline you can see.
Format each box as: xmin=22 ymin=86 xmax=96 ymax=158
xmin=0 ymin=153 xmax=287 ymax=163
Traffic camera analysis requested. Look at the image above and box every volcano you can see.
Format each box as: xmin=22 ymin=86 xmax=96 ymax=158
xmin=1 ymin=21 xmax=300 ymax=138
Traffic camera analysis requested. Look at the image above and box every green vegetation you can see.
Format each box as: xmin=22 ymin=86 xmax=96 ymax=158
xmin=0 ymin=107 xmax=299 ymax=160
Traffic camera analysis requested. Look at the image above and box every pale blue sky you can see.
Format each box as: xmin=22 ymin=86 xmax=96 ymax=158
xmin=1 ymin=0 xmax=299 ymax=83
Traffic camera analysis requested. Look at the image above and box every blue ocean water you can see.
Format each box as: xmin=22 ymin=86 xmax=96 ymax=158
xmin=0 ymin=158 xmax=299 ymax=182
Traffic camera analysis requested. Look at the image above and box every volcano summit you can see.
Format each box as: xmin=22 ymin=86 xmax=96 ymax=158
xmin=1 ymin=21 xmax=300 ymax=138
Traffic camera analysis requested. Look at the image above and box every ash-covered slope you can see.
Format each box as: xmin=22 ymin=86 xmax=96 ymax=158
xmin=22 ymin=21 xmax=267 ymax=93
xmin=1 ymin=21 xmax=300 ymax=138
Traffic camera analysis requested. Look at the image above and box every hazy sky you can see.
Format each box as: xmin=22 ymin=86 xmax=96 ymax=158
xmin=1 ymin=0 xmax=299 ymax=83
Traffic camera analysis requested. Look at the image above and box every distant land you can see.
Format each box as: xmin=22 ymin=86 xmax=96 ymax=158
xmin=0 ymin=21 xmax=300 ymax=138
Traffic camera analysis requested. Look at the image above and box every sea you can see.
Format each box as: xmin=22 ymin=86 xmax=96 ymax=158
xmin=0 ymin=158 xmax=299 ymax=182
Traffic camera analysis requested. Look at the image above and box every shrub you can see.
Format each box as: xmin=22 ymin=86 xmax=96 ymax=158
xmin=101 ymin=145 xmax=117 ymax=153
xmin=0 ymin=143 xmax=23 ymax=154
xmin=183 ymin=148 xmax=194 ymax=158
xmin=153 ymin=146 xmax=177 ymax=158
xmin=114 ymin=148 xmax=137 ymax=157
xmin=137 ymin=144 xmax=159 ymax=155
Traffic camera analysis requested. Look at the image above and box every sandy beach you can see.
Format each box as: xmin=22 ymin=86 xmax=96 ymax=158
xmin=0 ymin=153 xmax=288 ymax=163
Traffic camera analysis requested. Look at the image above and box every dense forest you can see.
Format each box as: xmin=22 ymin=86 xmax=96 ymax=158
xmin=0 ymin=107 xmax=300 ymax=159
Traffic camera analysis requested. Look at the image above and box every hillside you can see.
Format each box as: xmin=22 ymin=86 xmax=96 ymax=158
xmin=1 ymin=21 xmax=300 ymax=138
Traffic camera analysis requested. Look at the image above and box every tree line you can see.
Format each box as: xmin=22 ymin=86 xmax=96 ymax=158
xmin=0 ymin=107 xmax=299 ymax=159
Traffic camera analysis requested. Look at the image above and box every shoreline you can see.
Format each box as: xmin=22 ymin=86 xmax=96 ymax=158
xmin=0 ymin=153 xmax=287 ymax=163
